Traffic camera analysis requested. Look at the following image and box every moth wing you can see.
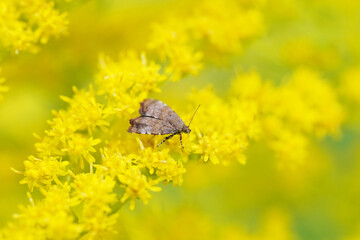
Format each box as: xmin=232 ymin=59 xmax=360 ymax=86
xmin=139 ymin=99 xmax=185 ymax=129
xmin=128 ymin=116 xmax=176 ymax=135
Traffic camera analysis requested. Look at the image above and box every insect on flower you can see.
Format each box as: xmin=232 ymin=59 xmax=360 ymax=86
xmin=128 ymin=99 xmax=200 ymax=148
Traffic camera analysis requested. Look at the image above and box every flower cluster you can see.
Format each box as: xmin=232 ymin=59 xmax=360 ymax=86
xmin=2 ymin=48 xmax=191 ymax=237
xmin=0 ymin=0 xmax=266 ymax=234
xmin=148 ymin=0 xmax=264 ymax=80
xmin=231 ymin=68 xmax=344 ymax=168
xmin=1 ymin=186 xmax=81 ymax=240
xmin=96 ymin=52 xmax=166 ymax=118
xmin=186 ymin=68 xmax=344 ymax=167
xmin=71 ymin=172 xmax=118 ymax=236
xmin=0 ymin=0 xmax=69 ymax=104
xmin=187 ymin=86 xmax=254 ymax=165
xmin=0 ymin=0 xmax=351 ymax=239
xmin=0 ymin=0 xmax=69 ymax=54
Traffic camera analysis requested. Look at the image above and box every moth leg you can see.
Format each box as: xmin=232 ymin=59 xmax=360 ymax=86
xmin=179 ymin=132 xmax=184 ymax=148
xmin=157 ymin=133 xmax=176 ymax=147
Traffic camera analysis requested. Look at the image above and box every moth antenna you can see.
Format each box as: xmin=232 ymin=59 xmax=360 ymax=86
xmin=187 ymin=104 xmax=201 ymax=128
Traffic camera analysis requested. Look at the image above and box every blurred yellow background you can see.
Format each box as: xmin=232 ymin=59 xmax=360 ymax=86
xmin=1 ymin=0 xmax=360 ymax=239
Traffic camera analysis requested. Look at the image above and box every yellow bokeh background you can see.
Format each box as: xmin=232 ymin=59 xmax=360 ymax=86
xmin=1 ymin=0 xmax=360 ymax=239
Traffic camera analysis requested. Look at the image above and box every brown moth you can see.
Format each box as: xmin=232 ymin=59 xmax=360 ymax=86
xmin=128 ymin=99 xmax=200 ymax=148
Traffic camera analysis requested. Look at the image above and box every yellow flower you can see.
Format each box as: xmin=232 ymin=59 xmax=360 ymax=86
xmin=230 ymin=71 xmax=271 ymax=104
xmin=98 ymin=147 xmax=133 ymax=178
xmin=189 ymin=87 xmax=250 ymax=165
xmin=269 ymin=130 xmax=308 ymax=169
xmin=60 ymin=86 xmax=110 ymax=133
xmin=41 ymin=86 xmax=105 ymax=166
xmin=0 ymin=0 xmax=69 ymax=53
xmin=72 ymin=173 xmax=118 ymax=237
xmin=163 ymin=44 xmax=203 ymax=81
xmin=20 ymin=155 xmax=69 ymax=191
xmin=148 ymin=20 xmax=203 ymax=81
xmin=33 ymin=134 xmax=63 ymax=157
xmin=96 ymin=52 xmax=166 ymax=117
xmin=44 ymin=122 xmax=101 ymax=165
xmin=62 ymin=134 xmax=101 ymax=165
xmin=46 ymin=85 xmax=109 ymax=140
xmin=192 ymin=131 xmax=221 ymax=164
xmin=1 ymin=185 xmax=82 ymax=240
xmin=46 ymin=110 xmax=79 ymax=142
xmin=137 ymin=139 xmax=186 ymax=186
xmin=148 ymin=0 xmax=264 ymax=80
xmin=148 ymin=20 xmax=190 ymax=56
xmin=277 ymin=68 xmax=344 ymax=137
xmin=189 ymin=0 xmax=264 ymax=52
xmin=1 ymin=0 xmax=356 ymax=239
xmin=231 ymin=69 xmax=344 ymax=167
xmin=98 ymin=144 xmax=162 ymax=210
xmin=96 ymin=137 xmax=186 ymax=210
xmin=119 ymin=167 xmax=161 ymax=210
xmin=72 ymin=173 xmax=116 ymax=212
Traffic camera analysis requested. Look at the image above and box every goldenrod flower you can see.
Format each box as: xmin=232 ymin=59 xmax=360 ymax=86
xmin=1 ymin=185 xmax=82 ymax=240
xmin=20 ymin=155 xmax=69 ymax=191
xmin=96 ymin=52 xmax=166 ymax=116
xmin=72 ymin=173 xmax=118 ymax=237
xmin=98 ymin=147 xmax=162 ymax=212
xmin=62 ymin=134 xmax=101 ymax=164
xmin=1 ymin=1 xmax=352 ymax=239
xmin=230 ymin=69 xmax=344 ymax=167
xmin=0 ymin=0 xmax=68 ymax=54
xmin=148 ymin=0 xmax=264 ymax=80
xmin=189 ymin=0 xmax=264 ymax=52
xmin=273 ymin=68 xmax=344 ymax=137
xmin=148 ymin=21 xmax=203 ymax=81
xmin=189 ymin=86 xmax=252 ymax=165
xmin=137 ymin=139 xmax=186 ymax=186
xmin=60 ymin=86 xmax=111 ymax=133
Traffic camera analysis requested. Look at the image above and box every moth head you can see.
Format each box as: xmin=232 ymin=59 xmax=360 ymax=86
xmin=182 ymin=125 xmax=191 ymax=134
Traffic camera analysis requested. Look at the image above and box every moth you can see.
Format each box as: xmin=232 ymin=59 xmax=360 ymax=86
xmin=128 ymin=99 xmax=200 ymax=148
